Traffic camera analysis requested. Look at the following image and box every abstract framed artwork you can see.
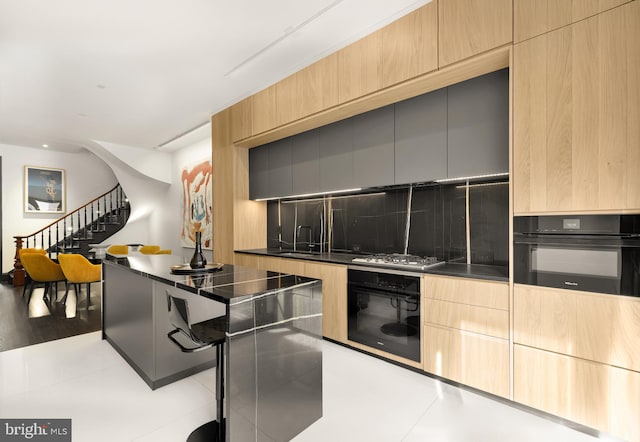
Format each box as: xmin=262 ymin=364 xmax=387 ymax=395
xmin=180 ymin=159 xmax=212 ymax=248
xmin=24 ymin=166 xmax=66 ymax=213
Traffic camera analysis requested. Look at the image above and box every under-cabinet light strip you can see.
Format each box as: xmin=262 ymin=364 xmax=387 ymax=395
xmin=254 ymin=188 xmax=362 ymax=201
xmin=435 ymin=172 xmax=509 ymax=183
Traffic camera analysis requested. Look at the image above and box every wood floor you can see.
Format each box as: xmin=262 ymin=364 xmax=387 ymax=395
xmin=0 ymin=281 xmax=101 ymax=352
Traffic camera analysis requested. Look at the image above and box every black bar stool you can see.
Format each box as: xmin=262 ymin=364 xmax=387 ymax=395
xmin=167 ymin=294 xmax=226 ymax=442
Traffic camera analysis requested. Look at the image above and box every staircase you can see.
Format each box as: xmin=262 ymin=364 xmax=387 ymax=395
xmin=11 ymin=184 xmax=129 ymax=286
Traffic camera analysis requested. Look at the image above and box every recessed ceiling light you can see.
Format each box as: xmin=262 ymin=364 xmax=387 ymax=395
xmin=42 ymin=144 xmax=48 ymax=148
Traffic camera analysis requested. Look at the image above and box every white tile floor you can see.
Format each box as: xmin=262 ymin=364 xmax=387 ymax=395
xmin=0 ymin=332 xmax=606 ymax=442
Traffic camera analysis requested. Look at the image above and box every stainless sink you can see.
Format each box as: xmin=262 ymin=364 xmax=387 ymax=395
xmin=272 ymin=251 xmax=321 ymax=258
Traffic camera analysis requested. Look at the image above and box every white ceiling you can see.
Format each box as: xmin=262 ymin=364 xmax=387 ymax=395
xmin=0 ymin=0 xmax=431 ymax=153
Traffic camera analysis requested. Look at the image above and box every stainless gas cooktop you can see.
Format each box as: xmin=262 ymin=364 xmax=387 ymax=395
xmin=351 ymin=253 xmax=444 ymax=271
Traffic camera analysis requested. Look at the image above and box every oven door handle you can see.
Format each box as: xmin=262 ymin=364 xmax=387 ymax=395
xmin=348 ymin=285 xmax=420 ymax=299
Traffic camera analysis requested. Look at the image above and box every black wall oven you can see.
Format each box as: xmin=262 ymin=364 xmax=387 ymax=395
xmin=514 ymin=215 xmax=640 ymax=297
xmin=347 ymin=267 xmax=421 ymax=362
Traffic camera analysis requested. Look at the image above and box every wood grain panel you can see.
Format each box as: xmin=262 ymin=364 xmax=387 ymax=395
xmin=424 ymin=325 xmax=509 ymax=398
xmin=438 ymin=0 xmax=512 ymax=67
xmin=304 ymin=262 xmax=347 ymax=343
xmin=275 ymin=73 xmax=299 ymax=127
xmin=338 ymin=30 xmax=382 ymax=103
xmin=576 ymin=293 xmax=640 ymax=372
xmin=514 ymin=0 xmax=631 ymax=43
xmin=610 ymin=366 xmax=640 ymax=441
xmin=211 ymin=110 xmax=235 ymax=264
xmin=597 ymin=4 xmax=628 ymax=210
xmin=545 ymin=26 xmax=573 ymax=211
xmin=513 ymin=345 xmax=609 ymax=431
xmin=628 ymin=2 xmax=640 ymax=209
xmin=513 ymin=1 xmax=640 ymax=214
xmin=513 ymin=34 xmax=547 ymax=213
xmin=424 ymin=275 xmax=508 ymax=310
xmin=425 ymin=298 xmax=509 ymax=339
xmin=230 ymin=97 xmax=252 ymax=142
xmin=381 ymin=2 xmax=438 ymax=88
xmin=252 ymin=84 xmax=277 ymax=135
xmin=513 ymin=285 xmax=577 ymax=355
xmin=515 ymin=284 xmax=640 ymax=372
xmin=277 ymin=257 xmax=306 ymax=277
xmin=233 ymin=253 xmax=261 ymax=269
xmin=299 ymin=53 xmax=339 ymax=118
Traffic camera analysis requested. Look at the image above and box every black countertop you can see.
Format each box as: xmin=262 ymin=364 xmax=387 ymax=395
xmin=103 ymin=254 xmax=317 ymax=304
xmin=235 ymin=249 xmax=509 ymax=282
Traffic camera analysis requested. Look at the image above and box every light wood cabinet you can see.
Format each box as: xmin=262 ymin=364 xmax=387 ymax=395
xmin=513 ymin=1 xmax=640 ymax=214
xmin=298 ymin=54 xmax=339 ymax=120
xmin=230 ymin=97 xmax=252 ymax=142
xmin=515 ymin=344 xmax=640 ymax=439
xmin=337 ymin=30 xmax=382 ymax=104
xmin=380 ymin=1 xmax=438 ymax=88
xmin=438 ymin=0 xmax=512 ymax=67
xmin=425 ymin=275 xmax=509 ymax=310
xmin=514 ymin=284 xmax=640 ymax=372
xmin=514 ymin=0 xmax=631 ymax=43
xmin=425 ymin=325 xmax=509 ymax=398
xmin=514 ymin=345 xmax=610 ymax=431
xmin=251 ymin=85 xmax=277 ymax=135
xmin=423 ymin=275 xmax=509 ymax=397
xmin=610 ymin=365 xmax=640 ymax=441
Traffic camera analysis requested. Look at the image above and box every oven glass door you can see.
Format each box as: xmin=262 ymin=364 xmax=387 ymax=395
xmin=348 ymin=285 xmax=420 ymax=362
xmin=515 ymin=242 xmax=626 ymax=294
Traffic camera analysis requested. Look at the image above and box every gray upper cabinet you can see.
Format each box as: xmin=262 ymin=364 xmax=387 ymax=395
xmin=447 ymin=69 xmax=509 ymax=179
xmin=394 ymin=88 xmax=448 ymax=184
xmin=319 ymin=118 xmax=354 ymax=192
xmin=268 ymin=137 xmax=293 ymax=198
xmin=292 ymin=129 xmax=320 ymax=196
xmin=352 ymin=105 xmax=395 ymax=188
xmin=249 ymin=145 xmax=269 ymax=200
xmin=248 ymin=68 xmax=508 ymax=200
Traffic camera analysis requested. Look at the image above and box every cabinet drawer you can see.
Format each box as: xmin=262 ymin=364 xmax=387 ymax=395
xmin=424 ymin=324 xmax=509 ymax=398
xmin=514 ymin=344 xmax=609 ymax=432
xmin=514 ymin=284 xmax=640 ymax=372
xmin=424 ymin=275 xmax=508 ymax=310
xmin=425 ymin=298 xmax=508 ymax=339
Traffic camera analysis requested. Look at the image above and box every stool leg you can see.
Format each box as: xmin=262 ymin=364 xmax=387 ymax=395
xmin=43 ymin=283 xmax=50 ymax=302
xmin=216 ymin=343 xmax=225 ymax=441
xmin=86 ymin=283 xmax=91 ymax=309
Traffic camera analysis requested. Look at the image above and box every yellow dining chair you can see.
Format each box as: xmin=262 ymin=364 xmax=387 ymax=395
xmin=20 ymin=253 xmax=66 ymax=303
xmin=18 ymin=248 xmax=47 ymax=298
xmin=139 ymin=245 xmax=160 ymax=254
xmin=139 ymin=245 xmax=172 ymax=255
xmin=107 ymin=245 xmax=128 ymax=255
xmin=58 ymin=254 xmax=102 ymax=309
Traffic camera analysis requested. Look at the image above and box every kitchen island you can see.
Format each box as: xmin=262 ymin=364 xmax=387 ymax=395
xmin=102 ymin=254 xmax=323 ymax=442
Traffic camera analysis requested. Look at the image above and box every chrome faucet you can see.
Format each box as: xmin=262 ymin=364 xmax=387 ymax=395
xmin=296 ymin=225 xmax=312 ymax=251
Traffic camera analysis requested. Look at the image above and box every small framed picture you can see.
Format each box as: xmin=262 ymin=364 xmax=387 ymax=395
xmin=24 ymin=166 xmax=66 ymax=214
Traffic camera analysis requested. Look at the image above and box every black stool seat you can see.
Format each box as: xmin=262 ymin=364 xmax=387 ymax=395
xmin=167 ymin=294 xmax=227 ymax=441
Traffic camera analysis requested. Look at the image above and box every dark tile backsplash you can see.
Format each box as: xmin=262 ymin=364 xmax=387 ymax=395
xmin=331 ymin=188 xmax=407 ymax=254
xmin=408 ymin=184 xmax=467 ymax=262
xmin=267 ymin=179 xmax=508 ymax=265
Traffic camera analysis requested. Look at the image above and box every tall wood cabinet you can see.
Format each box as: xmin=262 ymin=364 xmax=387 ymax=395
xmin=513 ymin=1 xmax=640 ymax=214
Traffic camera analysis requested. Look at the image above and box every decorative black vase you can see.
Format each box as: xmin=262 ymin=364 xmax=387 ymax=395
xmin=189 ymin=231 xmax=207 ymax=269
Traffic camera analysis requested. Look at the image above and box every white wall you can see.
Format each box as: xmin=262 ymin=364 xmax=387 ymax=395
xmin=153 ymin=138 xmax=213 ymax=263
xmin=1 ymin=144 xmax=118 ymax=273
